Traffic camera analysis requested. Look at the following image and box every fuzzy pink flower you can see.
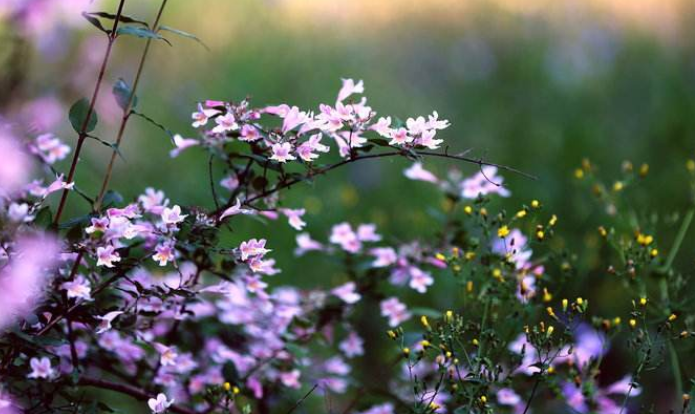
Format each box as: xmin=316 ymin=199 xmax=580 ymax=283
xmin=169 ymin=134 xmax=199 ymax=158
xmin=239 ymin=124 xmax=261 ymax=142
xmin=281 ymin=208 xmax=306 ymax=231
xmin=147 ymin=393 xmax=174 ymax=413
xmin=161 ymin=205 xmax=187 ymax=225
xmin=339 ymin=331 xmax=364 ymax=358
xmin=211 ymin=112 xmax=238 ymax=134
xmin=331 ymin=282 xmax=361 ymax=304
xmin=380 ymin=297 xmax=411 ymax=327
xmin=404 ymin=162 xmax=439 ymax=183
xmin=269 ymin=142 xmax=296 ymax=163
xmin=336 ymin=78 xmax=364 ymax=103
xmin=61 ymin=275 xmax=92 ymax=301
xmin=27 ymin=357 xmax=54 ymax=379
xmin=461 ymin=166 xmax=511 ymax=199
xmin=152 ymin=243 xmax=175 ymax=267
xmin=96 ymin=245 xmax=120 ymax=268
xmin=239 ymin=238 xmax=270 ymax=261
xmin=191 ymin=103 xmax=218 ymax=128
xmin=95 ymin=311 xmax=124 ymax=334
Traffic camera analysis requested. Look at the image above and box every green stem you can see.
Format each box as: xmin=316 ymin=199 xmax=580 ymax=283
xmin=658 ymin=208 xmax=694 ymax=275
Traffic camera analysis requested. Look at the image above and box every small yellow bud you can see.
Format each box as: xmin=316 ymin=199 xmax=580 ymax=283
xmin=498 ymin=225 xmax=510 ymax=238
xmin=629 ymin=319 xmax=637 ymax=329
xmin=613 ymin=317 xmax=621 ymax=325
xmin=576 ymin=297 xmax=584 ymax=306
xmin=472 ymin=338 xmax=479 ymax=346
xmin=402 ymin=347 xmax=411 ymax=356
xmin=650 ymin=248 xmax=659 ymax=258
xmin=464 ymin=251 xmax=476 ymax=261
xmin=452 ymin=264 xmax=461 ymax=272
xmin=492 ymin=268 xmax=503 ymax=281
xmin=546 ymin=325 xmax=555 ymax=336
xmin=387 ymin=330 xmax=397 ymax=340
xmin=562 ymin=298 xmax=568 ymax=312
xmin=639 ymin=163 xmax=649 ymax=177
xmin=516 ymin=210 xmax=527 ymax=218
xmin=420 ymin=340 xmax=431 ymax=348
xmin=464 ymin=205 xmax=473 ymax=215
xmin=536 ymin=230 xmax=545 ymax=240
xmin=547 ymin=366 xmax=555 ymax=374
xmin=421 ymin=315 xmax=430 ymax=329
xmin=598 ymin=226 xmax=607 ymax=237
xmin=429 ymin=402 xmax=440 ymax=411
xmin=466 ymin=280 xmax=473 ymax=293
xmin=543 ymin=288 xmax=552 ymax=302
xmin=549 ymin=215 xmax=558 ymax=227
xmin=531 ymin=200 xmax=540 ymax=209
xmin=668 ymin=313 xmax=678 ymax=322
xmin=232 ymin=386 xmax=240 ymax=394
xmin=445 ymin=310 xmax=454 ymax=322
xmin=613 ymin=181 xmax=624 ymax=192
xmin=639 ymin=297 xmax=647 ymax=306
xmin=451 ymin=247 xmax=461 ymax=258
xmin=446 ymin=351 xmax=452 ymax=358
xmin=223 ymin=382 xmax=231 ymax=391
xmin=480 ymin=208 xmax=488 ymax=216
xmin=435 ymin=253 xmax=446 ymax=261
xmin=680 ymin=330 xmax=689 ymax=338
xmin=687 ymin=159 xmax=695 ymax=172
xmin=574 ymin=168 xmax=585 ymax=179
xmin=480 ymin=395 xmax=487 ymax=403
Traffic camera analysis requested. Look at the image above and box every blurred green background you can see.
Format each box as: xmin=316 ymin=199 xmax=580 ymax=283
xmin=2 ymin=0 xmax=695 ymax=411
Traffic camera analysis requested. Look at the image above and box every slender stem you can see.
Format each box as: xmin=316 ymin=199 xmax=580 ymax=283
xmin=658 ymin=207 xmax=694 ymax=274
xmin=285 ymin=383 xmax=319 ymax=414
xmin=522 ymin=375 xmax=541 ymax=414
xmin=78 ymin=376 xmax=196 ymax=414
xmin=53 ymin=0 xmax=127 ymax=225
xmin=668 ymin=340 xmax=684 ymax=400
xmin=93 ymin=0 xmax=169 ymax=212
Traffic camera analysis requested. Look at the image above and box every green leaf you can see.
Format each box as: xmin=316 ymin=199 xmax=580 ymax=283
xmin=158 ymin=25 xmax=209 ymax=50
xmin=370 ymin=138 xmax=391 ymax=147
xmin=130 ymin=110 xmax=173 ymax=137
xmin=34 ymin=206 xmax=53 ymax=229
xmin=112 ymin=78 xmax=137 ymax=110
xmin=409 ymin=307 xmax=442 ymax=319
xmin=85 ymin=11 xmax=149 ymax=27
xmin=101 ymin=190 xmax=124 ymax=208
xmin=81 ymin=12 xmax=109 ymax=34
xmin=116 ymin=26 xmax=171 ymax=46
xmin=69 ymin=98 xmax=98 ymax=134
xmin=86 ymin=135 xmax=126 ymax=161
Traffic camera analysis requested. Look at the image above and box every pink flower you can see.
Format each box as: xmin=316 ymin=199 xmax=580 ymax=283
xmin=404 ymin=162 xmax=438 ymax=183
xmin=248 ymin=257 xmax=280 ymax=275
xmin=461 ymin=166 xmax=511 ymax=199
xmin=414 ymin=129 xmax=443 ymax=149
xmin=0 ymin=235 xmax=58 ymax=329
xmin=239 ymin=238 xmax=270 ymax=261
xmin=294 ymin=233 xmax=323 ymax=256
xmin=95 ymin=311 xmax=124 ymax=334
xmin=169 ymin=134 xmax=198 ymax=158
xmin=380 ymin=297 xmax=411 ymax=327
xmin=152 ymin=243 xmax=175 ymax=267
xmin=269 ymin=142 xmax=296 ymax=163
xmin=331 ymin=281 xmax=361 ymax=304
xmin=356 ymin=224 xmax=381 ymax=242
xmin=370 ymin=247 xmax=398 ymax=267
xmin=497 ymin=388 xmax=522 ymax=406
xmin=32 ymin=133 xmax=70 ymax=164
xmin=85 ymin=217 xmax=109 ymax=234
xmin=139 ymin=188 xmax=168 ymax=214
xmin=339 ymin=331 xmax=364 ymax=358
xmin=154 ymin=343 xmax=178 ymax=366
xmin=191 ymin=103 xmax=218 ymax=128
xmin=219 ymin=198 xmax=253 ymax=220
xmin=281 ymin=208 xmax=306 ymax=231
xmin=96 ymin=245 xmax=120 ymax=268
xmin=336 ymin=78 xmax=364 ymax=103
xmin=147 ymin=393 xmax=174 ymax=413
xmin=220 ymin=175 xmax=238 ymax=191
xmin=61 ymin=275 xmax=92 ymax=301
xmin=297 ymin=133 xmax=330 ymax=162
xmin=0 ymin=130 xmax=31 ymax=194
xmin=211 ymin=112 xmax=238 ymax=134
xmin=281 ymin=106 xmax=309 ymax=133
xmin=369 ymin=116 xmax=392 ymax=137
xmin=161 ymin=205 xmax=187 ymax=225
xmin=279 ymin=369 xmax=301 ymax=389
xmin=27 ymin=357 xmax=54 ymax=379
xmin=329 ymin=222 xmax=361 ymax=253
xmin=239 ymin=124 xmax=261 ymax=142
xmin=389 ymin=127 xmax=412 ymax=146
xmin=408 ymin=267 xmax=434 ymax=293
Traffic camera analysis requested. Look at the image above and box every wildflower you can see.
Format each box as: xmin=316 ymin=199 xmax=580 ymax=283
xmin=157 ymin=206 xmax=185 ymax=228
xmin=461 ymin=166 xmax=510 ymax=199
xmin=281 ymin=208 xmax=306 ymax=231
xmin=239 ymin=124 xmax=261 ymax=142
xmin=96 ymin=245 xmax=120 ymax=268
xmin=380 ymin=297 xmax=411 ymax=327
xmin=95 ymin=311 xmax=124 ymax=334
xmin=8 ymin=202 xmax=30 ymax=222
xmin=147 ymin=393 xmax=174 ymax=413
xmin=61 ymin=275 xmax=92 ymax=301
xmin=408 ymin=267 xmax=434 ymax=293
xmin=269 ymin=142 xmax=296 ymax=163
xmin=279 ymin=369 xmax=301 ymax=389
xmin=531 ymin=200 xmax=540 ymax=208
xmin=139 ymin=188 xmax=168 ymax=214
xmin=403 ymin=162 xmax=438 ymax=183
xmin=281 ymin=106 xmax=309 ymax=133
xmin=339 ymin=331 xmax=364 ymax=358
xmin=294 ymin=233 xmax=323 ymax=255
xmin=191 ymin=103 xmax=218 ymax=128
xmin=336 ymin=78 xmax=364 ymax=103
xmin=389 ymin=127 xmax=412 ymax=146
xmin=169 ymin=134 xmax=198 ymax=158
xmin=32 ymin=133 xmax=70 ymax=164
xmin=152 ymin=243 xmax=175 ymax=266
xmin=27 ymin=357 xmax=54 ymax=379
xmin=211 ymin=112 xmax=238 ymax=134
xmin=153 ymin=343 xmax=178 ymax=366
xmin=497 ymin=388 xmax=521 ymax=406
xmin=498 ymin=225 xmax=510 ymax=238
xmin=239 ymin=238 xmax=270 ymax=261
xmin=296 ymin=133 xmax=329 ymax=162
xmin=331 ymin=282 xmax=361 ymax=304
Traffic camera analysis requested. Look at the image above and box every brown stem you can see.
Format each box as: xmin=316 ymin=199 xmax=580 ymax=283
xmin=78 ymin=376 xmax=197 ymax=414
xmin=93 ymin=0 xmax=169 ymax=212
xmin=53 ymin=0 xmax=127 ymax=225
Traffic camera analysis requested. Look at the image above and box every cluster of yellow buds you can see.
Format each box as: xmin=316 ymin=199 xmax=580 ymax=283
xmin=223 ymin=382 xmax=241 ymax=395
xmin=635 ymin=232 xmax=654 ymax=246
xmin=549 ymin=214 xmax=558 ymax=227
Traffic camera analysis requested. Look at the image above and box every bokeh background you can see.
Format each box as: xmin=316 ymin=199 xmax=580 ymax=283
xmin=2 ymin=0 xmax=695 ymax=412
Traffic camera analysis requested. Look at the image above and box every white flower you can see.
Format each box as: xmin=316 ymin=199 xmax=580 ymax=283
xmin=147 ymin=393 xmax=174 ymax=413
xmin=27 ymin=357 xmax=54 ymax=379
xmin=95 ymin=311 xmax=124 ymax=334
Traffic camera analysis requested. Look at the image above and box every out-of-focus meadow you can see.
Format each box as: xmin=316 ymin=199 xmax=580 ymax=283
xmin=2 ymin=0 xmax=695 ymax=410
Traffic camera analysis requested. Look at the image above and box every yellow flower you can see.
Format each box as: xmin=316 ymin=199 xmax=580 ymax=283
xmin=650 ymin=248 xmax=659 ymax=258
xmin=223 ymin=382 xmax=231 ymax=391
xmin=435 ymin=253 xmax=446 ymax=261
xmin=574 ymin=168 xmax=585 ymax=179
xmin=421 ymin=315 xmax=430 ymax=329
xmin=629 ymin=319 xmax=637 ymax=329
xmin=639 ymin=163 xmax=649 ymax=177
xmin=668 ymin=313 xmax=678 ymax=322
xmin=639 ymin=297 xmax=647 ymax=306
xmin=598 ymin=226 xmax=607 ymax=237
xmin=531 ymin=200 xmax=540 ymax=209
xmin=613 ymin=181 xmax=624 ymax=192
xmin=497 ymin=225 xmax=510 ymax=238
xmin=549 ymin=215 xmax=558 ymax=227
xmin=463 ymin=205 xmax=473 ymax=215
xmin=516 ymin=210 xmax=527 ymax=218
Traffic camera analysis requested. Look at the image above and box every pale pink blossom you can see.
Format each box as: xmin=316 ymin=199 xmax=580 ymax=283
xmin=239 ymin=124 xmax=261 ymax=142
xmin=147 ymin=393 xmax=174 ymax=413
xmin=279 ymin=369 xmax=301 ymax=389
xmin=139 ymin=188 xmax=168 ymax=214
xmin=380 ymin=297 xmax=411 ymax=327
xmin=461 ymin=166 xmax=511 ymax=199
xmin=161 ymin=205 xmax=187 ymax=225
xmin=0 ymin=130 xmax=31 ymax=193
xmin=211 ymin=112 xmax=238 ymax=134
xmin=96 ymin=245 xmax=120 ymax=268
xmin=389 ymin=127 xmax=412 ymax=146
xmin=369 ymin=116 xmax=392 ymax=137
xmin=269 ymin=142 xmax=296 ymax=163
xmin=154 ymin=343 xmax=178 ymax=367
xmin=356 ymin=224 xmax=381 ymax=242
xmin=152 ymin=244 xmax=175 ymax=267
xmin=336 ymin=78 xmax=364 ymax=103
xmin=95 ymin=311 xmax=124 ymax=334
xmin=404 ymin=162 xmax=439 ymax=183
xmin=191 ymin=103 xmax=218 ymax=128
xmin=169 ymin=134 xmax=198 ymax=158
xmin=61 ymin=275 xmax=92 ymax=301
xmin=331 ymin=282 xmax=361 ymax=304
xmin=85 ymin=217 xmax=109 ymax=234
xmin=31 ymin=133 xmax=70 ymax=164
xmin=220 ymin=175 xmax=238 ymax=191
xmin=408 ymin=267 xmax=434 ymax=293
xmin=414 ymin=129 xmax=443 ymax=149
xmin=27 ymin=357 xmax=54 ymax=379
xmin=296 ymin=133 xmax=329 ymax=162
xmin=281 ymin=106 xmax=309 ymax=133
xmin=339 ymin=331 xmax=364 ymax=358
xmin=370 ymin=247 xmax=398 ymax=267
xmin=239 ymin=238 xmax=269 ymax=261
xmin=281 ymin=208 xmax=306 ymax=231
xmin=294 ymin=233 xmax=323 ymax=256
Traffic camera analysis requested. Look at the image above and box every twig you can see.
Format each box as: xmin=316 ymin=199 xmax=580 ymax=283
xmin=286 ymin=383 xmax=319 ymax=414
